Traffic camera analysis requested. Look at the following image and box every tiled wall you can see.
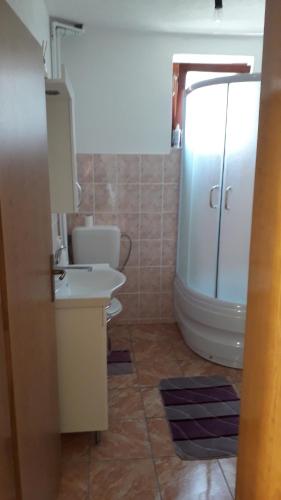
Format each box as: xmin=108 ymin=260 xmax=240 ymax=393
xmin=67 ymin=150 xmax=181 ymax=323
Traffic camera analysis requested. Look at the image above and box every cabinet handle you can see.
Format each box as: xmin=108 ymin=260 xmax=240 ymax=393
xmin=209 ymin=185 xmax=220 ymax=209
xmin=76 ymin=181 xmax=82 ymax=208
xmin=225 ymin=186 xmax=232 ymax=211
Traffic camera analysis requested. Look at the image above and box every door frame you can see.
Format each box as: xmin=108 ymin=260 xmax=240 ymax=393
xmin=236 ymin=0 xmax=281 ymax=498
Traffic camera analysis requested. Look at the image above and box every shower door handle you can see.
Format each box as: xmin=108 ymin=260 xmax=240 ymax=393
xmin=76 ymin=181 xmax=82 ymax=209
xmin=224 ymin=186 xmax=232 ymax=211
xmin=209 ymin=185 xmax=219 ymax=209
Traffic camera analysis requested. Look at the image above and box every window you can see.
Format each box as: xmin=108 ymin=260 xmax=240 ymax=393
xmin=171 ymin=57 xmax=252 ymax=146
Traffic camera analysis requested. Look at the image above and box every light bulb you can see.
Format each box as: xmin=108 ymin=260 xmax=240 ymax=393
xmin=214 ymin=8 xmax=223 ymax=23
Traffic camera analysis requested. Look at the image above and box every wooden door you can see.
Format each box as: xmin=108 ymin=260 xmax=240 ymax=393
xmin=0 ymin=207 xmax=17 ymax=500
xmin=236 ymin=0 xmax=281 ymax=498
xmin=0 ymin=3 xmax=60 ymax=500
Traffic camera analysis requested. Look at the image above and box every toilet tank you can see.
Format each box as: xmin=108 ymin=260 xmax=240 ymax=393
xmin=72 ymin=225 xmax=121 ymax=269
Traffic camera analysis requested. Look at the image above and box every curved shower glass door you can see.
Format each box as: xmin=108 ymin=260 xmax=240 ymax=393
xmin=217 ymin=80 xmax=261 ymax=304
xmin=175 ymin=74 xmax=261 ymax=367
xmin=177 ymin=82 xmax=228 ymax=297
xmin=177 ymin=77 xmax=260 ymax=304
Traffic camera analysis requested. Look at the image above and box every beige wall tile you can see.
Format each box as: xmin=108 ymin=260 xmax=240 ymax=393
xmin=95 ymin=183 xmax=118 ymax=212
xmin=141 ymin=155 xmax=163 ymax=183
xmin=163 ymin=184 xmax=179 ymax=213
xmin=77 ymin=154 xmax=94 ymax=183
xmin=140 ymin=213 xmax=162 ymax=239
xmin=141 ymin=185 xmax=162 ymax=213
xmin=72 ymin=151 xmax=180 ymax=323
xmin=79 ymin=183 xmax=94 ymax=213
xmin=140 ymin=267 xmax=161 ymax=292
xmin=140 ymin=240 xmax=161 ymax=266
xmin=95 ymin=213 xmax=118 ymax=225
xmin=140 ymin=293 xmax=161 ymax=319
xmin=122 ymin=267 xmax=140 ymax=293
xmin=94 ymin=154 xmax=117 ymax=183
xmin=164 ymin=150 xmax=181 ymax=183
xmin=162 ymin=240 xmax=177 ymax=266
xmin=117 ymin=155 xmax=140 ymax=183
xmin=160 ymin=293 xmax=175 ymax=320
xmin=67 ymin=213 xmax=87 ymax=234
xmin=118 ymin=214 xmax=140 ymax=239
xmin=161 ymin=267 xmax=175 ymax=292
xmin=162 ymin=213 xmax=178 ymax=240
xmin=120 ymin=239 xmax=139 ymax=267
xmin=118 ymin=293 xmax=139 ymax=320
xmin=118 ymin=184 xmax=140 ymax=212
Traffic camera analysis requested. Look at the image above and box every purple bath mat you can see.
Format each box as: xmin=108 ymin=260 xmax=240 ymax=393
xmin=159 ymin=375 xmax=240 ymax=460
xmin=107 ymin=350 xmax=133 ymax=376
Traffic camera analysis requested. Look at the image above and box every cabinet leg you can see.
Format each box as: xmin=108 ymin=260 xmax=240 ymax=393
xmin=107 ymin=334 xmax=112 ymax=354
xmin=107 ymin=321 xmax=112 ymax=354
xmin=94 ymin=431 xmax=101 ymax=445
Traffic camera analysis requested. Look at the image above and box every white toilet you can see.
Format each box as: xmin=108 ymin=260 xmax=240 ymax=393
xmin=72 ymin=225 xmax=124 ymax=321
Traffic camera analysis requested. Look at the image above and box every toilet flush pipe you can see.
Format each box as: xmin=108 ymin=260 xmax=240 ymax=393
xmin=119 ymin=233 xmax=132 ymax=271
xmin=50 ymin=20 xmax=84 ymax=79
xmin=50 ymin=19 xmax=85 ymax=258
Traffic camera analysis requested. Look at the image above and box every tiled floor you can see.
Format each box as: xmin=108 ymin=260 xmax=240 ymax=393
xmin=58 ymin=323 xmax=241 ymax=500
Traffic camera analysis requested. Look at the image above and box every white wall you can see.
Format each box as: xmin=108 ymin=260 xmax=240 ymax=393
xmin=61 ymin=28 xmax=264 ymax=154
xmin=6 ymin=0 xmax=51 ymax=75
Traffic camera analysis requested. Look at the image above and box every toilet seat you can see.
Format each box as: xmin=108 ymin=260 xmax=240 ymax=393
xmin=106 ymin=298 xmax=122 ymax=320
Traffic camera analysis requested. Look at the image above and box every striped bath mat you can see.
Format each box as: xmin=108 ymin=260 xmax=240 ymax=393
xmin=159 ymin=375 xmax=240 ymax=460
xmin=107 ymin=350 xmax=133 ymax=376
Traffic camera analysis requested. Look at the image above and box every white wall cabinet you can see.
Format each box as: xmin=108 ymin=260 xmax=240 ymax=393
xmin=46 ymin=67 xmax=80 ymax=213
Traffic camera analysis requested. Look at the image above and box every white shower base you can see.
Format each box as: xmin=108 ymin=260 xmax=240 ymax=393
xmin=174 ymin=276 xmax=245 ymax=369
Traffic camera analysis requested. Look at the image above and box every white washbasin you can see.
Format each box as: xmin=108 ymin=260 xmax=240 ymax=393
xmin=55 ymin=264 xmax=126 ymax=300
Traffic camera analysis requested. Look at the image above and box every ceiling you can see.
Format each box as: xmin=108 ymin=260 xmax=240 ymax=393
xmin=45 ymin=0 xmax=265 ymax=36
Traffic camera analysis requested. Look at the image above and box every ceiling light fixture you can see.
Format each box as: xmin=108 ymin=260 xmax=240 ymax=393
xmin=215 ymin=0 xmax=223 ymax=9
xmin=214 ymin=0 xmax=223 ymax=23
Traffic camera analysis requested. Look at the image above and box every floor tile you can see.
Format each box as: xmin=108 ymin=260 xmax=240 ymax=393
xmin=109 ymin=325 xmax=132 ymax=351
xmin=131 ymin=323 xmax=180 ymax=342
xmin=89 ymin=459 xmax=160 ymax=500
xmin=133 ymin=338 xmax=174 ymax=362
xmin=169 ymin=338 xmax=196 ymax=360
xmin=58 ymin=323 xmax=241 ymax=499
xmin=91 ymin=419 xmax=151 ymax=460
xmin=141 ymin=387 xmax=165 ymax=418
xmin=178 ymin=358 xmax=242 ymax=383
xmin=136 ymin=359 xmax=183 ymax=387
xmin=58 ymin=461 xmax=89 ymax=500
xmin=108 ymin=371 xmax=139 ymax=390
xmin=108 ymin=387 xmax=145 ymax=420
xmin=155 ymin=457 xmax=232 ymax=500
xmin=147 ymin=418 xmax=175 ymax=458
xmin=219 ymin=457 xmax=237 ymax=498
xmin=154 ymin=323 xmax=182 ymax=339
xmin=110 ymin=336 xmax=132 ymax=351
xmin=234 ymin=382 xmax=242 ymax=397
xmin=61 ymin=432 xmax=91 ymax=463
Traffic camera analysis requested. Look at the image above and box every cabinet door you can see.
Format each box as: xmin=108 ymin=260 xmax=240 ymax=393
xmin=217 ymin=81 xmax=261 ymax=303
xmin=0 ymin=3 xmax=60 ymax=499
xmin=180 ymin=83 xmax=228 ymax=297
xmin=46 ymin=86 xmax=79 ymax=213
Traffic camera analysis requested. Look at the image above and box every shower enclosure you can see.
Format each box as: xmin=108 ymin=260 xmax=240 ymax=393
xmin=175 ymin=74 xmax=261 ymax=368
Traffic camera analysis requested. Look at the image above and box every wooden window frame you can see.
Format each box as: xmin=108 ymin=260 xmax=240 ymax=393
xmin=172 ymin=62 xmax=251 ymax=130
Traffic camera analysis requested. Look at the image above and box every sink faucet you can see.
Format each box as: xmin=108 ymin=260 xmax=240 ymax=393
xmin=52 ymin=268 xmax=66 ymax=281
xmin=54 ymin=244 xmax=66 ymax=265
xmin=52 ymin=264 xmax=93 ymax=285
xmin=54 ymin=265 xmax=93 ymax=272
